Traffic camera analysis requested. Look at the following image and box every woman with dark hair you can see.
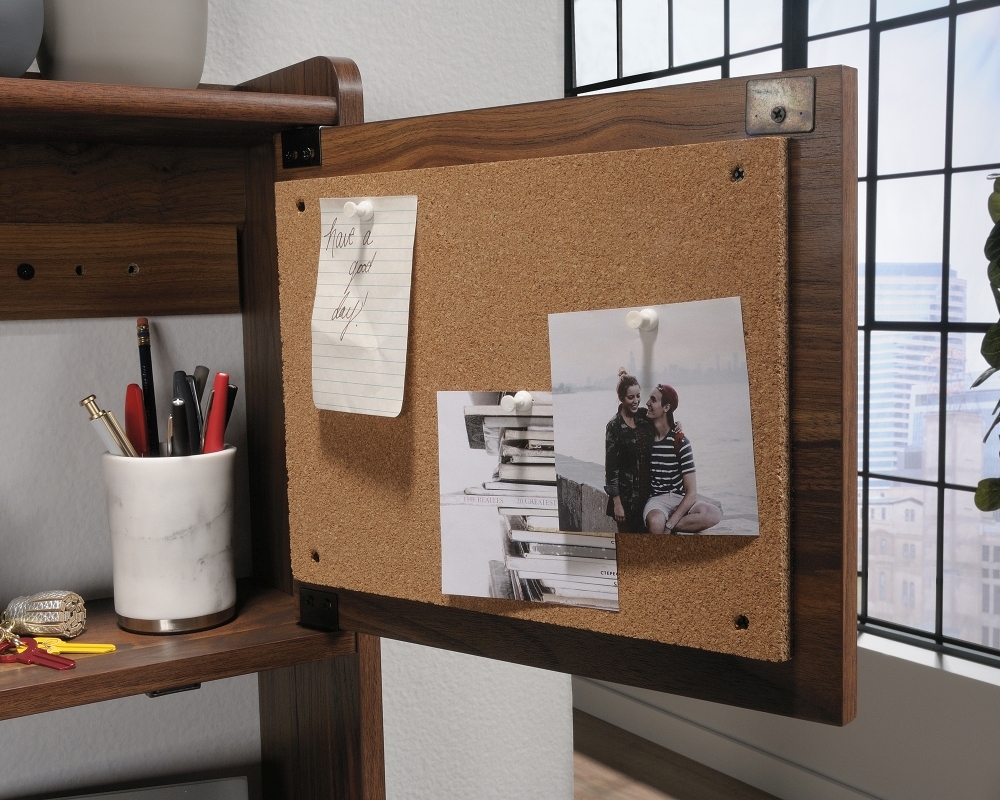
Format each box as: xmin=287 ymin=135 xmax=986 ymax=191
xmin=642 ymin=384 xmax=721 ymax=534
xmin=604 ymin=369 xmax=652 ymax=533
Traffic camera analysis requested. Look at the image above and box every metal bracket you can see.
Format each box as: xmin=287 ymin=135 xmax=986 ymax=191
xmin=281 ymin=126 xmax=322 ymax=169
xmin=299 ymin=585 xmax=339 ymax=630
xmin=745 ymin=76 xmax=815 ymax=136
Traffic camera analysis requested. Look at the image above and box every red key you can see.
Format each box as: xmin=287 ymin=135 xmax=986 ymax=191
xmin=9 ymin=638 xmax=75 ymax=670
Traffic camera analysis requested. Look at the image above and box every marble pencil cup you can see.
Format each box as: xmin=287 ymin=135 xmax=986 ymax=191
xmin=102 ymin=446 xmax=237 ymax=634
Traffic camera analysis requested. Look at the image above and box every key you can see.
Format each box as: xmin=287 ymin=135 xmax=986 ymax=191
xmin=33 ymin=638 xmax=116 ymax=655
xmin=10 ymin=638 xmax=75 ymax=670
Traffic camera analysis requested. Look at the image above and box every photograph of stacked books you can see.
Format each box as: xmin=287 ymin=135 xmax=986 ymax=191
xmin=462 ymin=395 xmax=619 ymax=611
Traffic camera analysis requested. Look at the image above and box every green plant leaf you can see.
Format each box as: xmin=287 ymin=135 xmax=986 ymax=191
xmin=973 ymin=366 xmax=999 ymax=387
xmin=984 ymin=412 xmax=1000 ymax=443
xmin=976 ymin=479 xmax=1000 ymax=512
xmin=982 ymin=325 xmax=1000 ymax=369
xmin=987 ymin=220 xmax=1000 ymax=262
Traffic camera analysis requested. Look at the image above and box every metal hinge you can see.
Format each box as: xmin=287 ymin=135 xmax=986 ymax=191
xmin=281 ymin=126 xmax=322 ymax=169
xmin=745 ymin=76 xmax=815 ymax=135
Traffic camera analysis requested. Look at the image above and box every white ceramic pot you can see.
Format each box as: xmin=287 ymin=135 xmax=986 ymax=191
xmin=38 ymin=0 xmax=207 ymax=88
xmin=102 ymin=446 xmax=237 ymax=633
xmin=0 ymin=0 xmax=44 ymax=78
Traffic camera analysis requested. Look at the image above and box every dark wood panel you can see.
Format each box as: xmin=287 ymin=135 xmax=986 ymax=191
xmin=243 ymin=144 xmax=293 ymax=593
xmin=239 ymin=57 xmax=364 ymax=126
xmin=259 ymin=649 xmax=366 ymax=800
xmin=0 ymin=582 xmax=356 ymax=722
xmin=241 ymin=59 xmax=363 ymax=593
xmin=0 ymin=76 xmax=338 ymax=146
xmin=358 ymin=634 xmax=386 ymax=800
xmin=574 ymin=709 xmax=778 ymax=800
xmin=0 ymin=141 xmax=246 ymax=224
xmin=0 ymin=223 xmax=239 ymax=319
xmin=283 ymin=66 xmax=858 ymax=725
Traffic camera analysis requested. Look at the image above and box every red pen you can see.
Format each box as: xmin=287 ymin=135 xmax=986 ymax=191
xmin=124 ymin=383 xmax=149 ymax=457
xmin=202 ymin=372 xmax=229 ymax=454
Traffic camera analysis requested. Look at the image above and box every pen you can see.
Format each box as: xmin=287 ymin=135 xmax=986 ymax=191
xmin=169 ymin=398 xmax=190 ymax=456
xmin=224 ymin=384 xmax=238 ymax=432
xmin=202 ymin=372 xmax=229 ymax=454
xmin=80 ymin=395 xmax=138 ymax=457
xmin=136 ymin=319 xmax=160 ymax=457
xmin=124 ymin=384 xmax=149 ymax=457
xmin=185 ymin=374 xmax=203 ymax=445
xmin=193 ymin=365 xmax=210 ymax=403
xmin=173 ymin=371 xmax=200 ymax=455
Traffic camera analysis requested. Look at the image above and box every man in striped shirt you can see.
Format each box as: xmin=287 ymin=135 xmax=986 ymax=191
xmin=642 ymin=384 xmax=721 ymax=535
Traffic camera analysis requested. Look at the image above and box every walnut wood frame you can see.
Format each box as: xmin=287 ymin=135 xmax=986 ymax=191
xmin=280 ymin=65 xmax=858 ymax=726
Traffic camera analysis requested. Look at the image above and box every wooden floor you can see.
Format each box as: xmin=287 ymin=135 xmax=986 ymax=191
xmin=573 ymin=710 xmax=778 ymax=800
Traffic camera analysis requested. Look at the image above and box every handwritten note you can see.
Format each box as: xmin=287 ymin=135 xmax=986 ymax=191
xmin=311 ymin=196 xmax=418 ymax=417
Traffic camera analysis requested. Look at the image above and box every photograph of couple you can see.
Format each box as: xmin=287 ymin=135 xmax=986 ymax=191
xmin=549 ymin=297 xmax=761 ymax=537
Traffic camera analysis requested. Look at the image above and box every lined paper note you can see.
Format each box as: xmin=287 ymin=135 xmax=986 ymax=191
xmin=311 ymin=196 xmax=418 ymax=416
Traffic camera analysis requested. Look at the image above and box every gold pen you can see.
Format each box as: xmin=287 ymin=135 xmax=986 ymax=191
xmin=80 ymin=395 xmax=139 ymax=457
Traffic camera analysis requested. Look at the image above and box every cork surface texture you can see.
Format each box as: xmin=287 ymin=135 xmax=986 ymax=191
xmin=275 ymin=137 xmax=790 ymax=661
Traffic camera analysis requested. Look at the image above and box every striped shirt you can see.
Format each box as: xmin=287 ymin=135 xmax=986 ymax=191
xmin=649 ymin=434 xmax=695 ymax=496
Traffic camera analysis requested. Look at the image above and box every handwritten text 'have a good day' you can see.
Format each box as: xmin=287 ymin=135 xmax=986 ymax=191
xmin=324 ymin=219 xmax=375 ymax=340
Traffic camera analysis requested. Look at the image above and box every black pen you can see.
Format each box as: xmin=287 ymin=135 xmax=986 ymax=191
xmin=173 ymin=371 xmax=201 ymax=455
xmin=186 ymin=374 xmax=203 ymax=444
xmin=225 ymin=384 xmax=238 ymax=432
xmin=169 ymin=398 xmax=190 ymax=456
xmin=136 ymin=318 xmax=160 ymax=456
xmin=193 ymin=365 xmax=210 ymax=403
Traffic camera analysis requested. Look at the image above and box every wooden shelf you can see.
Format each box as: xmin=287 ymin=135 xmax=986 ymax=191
xmin=0 ymin=582 xmax=355 ymax=721
xmin=0 ymin=75 xmax=338 ymax=146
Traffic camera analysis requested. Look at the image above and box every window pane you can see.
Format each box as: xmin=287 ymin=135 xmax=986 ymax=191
xmin=952 ymin=6 xmax=1000 ymax=168
xmin=951 ymin=170 xmax=1000 ymax=324
xmin=869 ymin=331 xmax=940 ymax=479
xmin=809 ymin=31 xmax=869 ymax=177
xmin=622 ymin=0 xmax=670 ymax=77
xmin=877 ymin=0 xmax=948 ymax=21
xmin=874 ymin=175 xmax=944 ymax=316
xmin=810 ymin=0 xmax=869 ymax=36
xmin=858 ymin=477 xmax=864 ymax=574
xmin=729 ymin=0 xmax=782 ymax=54
xmin=859 ymin=333 xmax=866 ymax=473
xmin=878 ymin=20 xmax=948 ymax=175
xmin=575 ymin=0 xmax=618 ymax=86
xmin=673 ymin=0 xmax=723 ymax=66
xmin=580 ymin=65 xmax=721 ymax=94
xmin=947 ymin=333 xmax=999 ymax=488
xmin=867 ymin=479 xmax=937 ymax=632
xmin=858 ymin=180 xmax=867 ymax=321
xmin=943 ymin=488 xmax=1000 ymax=647
xmin=728 ymin=48 xmax=782 ymax=77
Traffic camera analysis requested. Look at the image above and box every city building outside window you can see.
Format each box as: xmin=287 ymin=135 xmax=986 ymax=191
xmin=567 ymin=0 xmax=1000 ymax=665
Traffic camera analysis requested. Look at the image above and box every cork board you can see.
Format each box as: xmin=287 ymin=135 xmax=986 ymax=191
xmin=275 ymin=137 xmax=791 ymax=661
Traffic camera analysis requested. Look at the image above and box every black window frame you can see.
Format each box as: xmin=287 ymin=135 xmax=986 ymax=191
xmin=566 ymin=0 xmax=1000 ymax=669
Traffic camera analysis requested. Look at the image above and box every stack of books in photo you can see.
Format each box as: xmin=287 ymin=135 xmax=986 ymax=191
xmin=462 ymin=398 xmax=619 ymax=610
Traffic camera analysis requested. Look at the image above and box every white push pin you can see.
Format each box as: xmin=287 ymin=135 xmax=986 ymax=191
xmin=626 ymin=307 xmax=658 ymax=332
xmin=500 ymin=390 xmax=533 ymax=414
xmin=343 ymin=200 xmax=374 ymax=221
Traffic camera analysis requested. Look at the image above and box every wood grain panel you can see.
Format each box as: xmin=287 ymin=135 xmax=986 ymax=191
xmin=0 ymin=583 xmax=356 ymax=722
xmin=239 ymin=57 xmax=364 ymax=126
xmin=277 ymin=66 xmax=858 ymax=724
xmin=0 ymin=141 xmax=246 ymax=225
xmin=0 ymin=223 xmax=239 ymax=319
xmin=0 ymin=76 xmax=338 ymax=146
xmin=358 ymin=634 xmax=386 ymax=800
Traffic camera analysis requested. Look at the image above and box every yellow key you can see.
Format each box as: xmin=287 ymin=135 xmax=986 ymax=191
xmin=32 ymin=638 xmax=116 ymax=655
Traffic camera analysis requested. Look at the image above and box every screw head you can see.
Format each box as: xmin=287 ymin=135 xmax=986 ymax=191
xmin=770 ymin=105 xmax=787 ymax=124
xmin=731 ymin=166 xmax=744 ymax=182
xmin=16 ymin=263 xmax=34 ymax=280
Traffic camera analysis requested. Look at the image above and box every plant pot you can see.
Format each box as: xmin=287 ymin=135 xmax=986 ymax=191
xmin=0 ymin=0 xmax=44 ymax=78
xmin=38 ymin=0 xmax=207 ymax=88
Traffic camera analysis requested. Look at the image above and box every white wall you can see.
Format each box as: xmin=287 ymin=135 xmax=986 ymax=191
xmin=0 ymin=2 xmax=570 ymax=798
xmin=575 ymin=642 xmax=1000 ymax=800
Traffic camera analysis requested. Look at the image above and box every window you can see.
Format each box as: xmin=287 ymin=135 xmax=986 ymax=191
xmin=567 ymin=0 xmax=1000 ymax=665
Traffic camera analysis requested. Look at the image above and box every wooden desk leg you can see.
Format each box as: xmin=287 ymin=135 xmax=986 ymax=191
xmin=259 ymin=634 xmax=385 ymax=800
